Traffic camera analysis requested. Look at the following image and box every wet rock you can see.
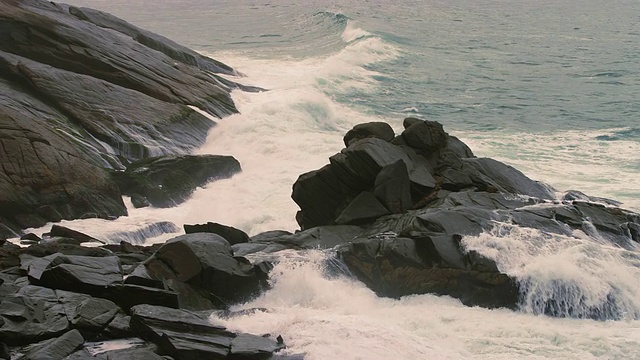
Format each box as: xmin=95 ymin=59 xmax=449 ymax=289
xmin=0 ymin=0 xmax=249 ymax=231
xmin=343 ymin=122 xmax=395 ymax=147
xmin=49 ymin=225 xmax=104 ymax=244
xmin=29 ymin=254 xmax=123 ymax=294
xmin=0 ymin=286 xmax=70 ymax=345
xmin=70 ymin=297 xmax=120 ymax=333
xmin=337 ymin=237 xmax=519 ymax=309
xmin=230 ymin=333 xmax=284 ymax=359
xmin=401 ymin=119 xmax=448 ymax=155
xmin=20 ymin=329 xmax=84 ymax=360
xmin=20 ymin=233 xmax=42 ymax=243
xmin=131 ymin=194 xmax=151 ymax=209
xmin=114 ymin=155 xmax=242 ymax=208
xmin=373 ymin=160 xmax=412 ymax=213
xmin=126 ymin=233 xmax=266 ymax=310
xmin=184 ymin=222 xmax=250 ymax=245
xmin=335 ymin=192 xmax=390 ymax=225
xmin=0 ymin=241 xmax=21 ymax=271
xmin=130 ymin=304 xmax=235 ymax=359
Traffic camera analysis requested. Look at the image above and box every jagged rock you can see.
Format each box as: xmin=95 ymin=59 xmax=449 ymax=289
xmin=0 ymin=242 xmax=21 ymax=270
xmin=113 ymin=155 xmax=242 ymax=208
xmin=337 ymin=237 xmax=519 ymax=309
xmin=125 ymin=233 xmax=266 ymax=310
xmin=130 ymin=304 xmax=236 ymax=359
xmin=335 ymin=192 xmax=390 ymax=225
xmin=20 ymin=329 xmax=84 ymax=360
xmin=230 ymin=333 xmax=284 ymax=359
xmin=23 ymin=240 xmax=113 ymax=258
xmin=401 ymin=119 xmax=448 ymax=155
xmin=373 ymin=160 xmax=412 ymax=213
xmin=463 ymin=158 xmax=555 ymax=199
xmin=29 ymin=254 xmax=123 ymax=294
xmin=70 ymin=297 xmax=120 ymax=333
xmin=131 ymin=194 xmax=151 ymax=209
xmin=20 ymin=233 xmax=42 ymax=242
xmin=49 ymin=225 xmax=104 ymax=244
xmin=0 ymin=286 xmax=70 ymax=345
xmin=343 ymin=122 xmax=395 ymax=147
xmin=184 ymin=222 xmax=250 ymax=245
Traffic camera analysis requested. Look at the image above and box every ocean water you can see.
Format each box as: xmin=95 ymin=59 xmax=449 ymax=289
xmin=47 ymin=0 xmax=640 ymax=358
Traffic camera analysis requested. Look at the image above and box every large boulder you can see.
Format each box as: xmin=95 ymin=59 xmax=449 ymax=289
xmin=113 ymin=155 xmax=241 ymax=208
xmin=343 ymin=122 xmax=395 ymax=147
xmin=125 ymin=233 xmax=267 ymax=310
xmin=337 ymin=236 xmax=519 ymax=309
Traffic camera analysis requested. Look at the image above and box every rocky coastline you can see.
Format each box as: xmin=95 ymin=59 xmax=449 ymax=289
xmin=2 ymin=0 xmax=640 ymax=359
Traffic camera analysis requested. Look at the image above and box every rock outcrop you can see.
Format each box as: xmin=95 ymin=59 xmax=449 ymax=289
xmin=0 ymin=0 xmax=249 ymax=234
xmin=0 ymin=229 xmax=293 ymax=359
xmin=113 ymin=155 xmax=242 ymax=208
xmin=286 ymin=118 xmax=640 ymax=317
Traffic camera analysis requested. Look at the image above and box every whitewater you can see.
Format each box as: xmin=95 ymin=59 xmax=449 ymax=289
xmin=46 ymin=1 xmax=640 ymax=358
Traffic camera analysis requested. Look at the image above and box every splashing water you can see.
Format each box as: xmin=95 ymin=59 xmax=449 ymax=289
xmin=463 ymin=222 xmax=640 ymax=320
xmin=211 ymin=250 xmax=640 ymax=360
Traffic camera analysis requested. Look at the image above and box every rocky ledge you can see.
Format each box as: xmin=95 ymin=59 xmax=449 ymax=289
xmin=0 ymin=226 xmax=300 ymax=359
xmin=0 ymin=0 xmax=254 ymax=236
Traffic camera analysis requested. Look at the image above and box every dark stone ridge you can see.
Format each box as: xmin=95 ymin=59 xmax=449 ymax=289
xmin=286 ymin=118 xmax=640 ymax=318
xmin=0 ymin=235 xmax=293 ymax=359
xmin=49 ymin=225 xmax=104 ymax=244
xmin=0 ymin=0 xmax=249 ymax=233
xmin=113 ymin=155 xmax=242 ymax=208
xmin=184 ymin=222 xmax=250 ymax=245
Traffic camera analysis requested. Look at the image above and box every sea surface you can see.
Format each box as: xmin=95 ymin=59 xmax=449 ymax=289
xmin=50 ymin=1 xmax=640 ymax=358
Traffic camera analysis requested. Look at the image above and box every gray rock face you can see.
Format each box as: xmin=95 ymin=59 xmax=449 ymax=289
xmin=0 ymin=0 xmax=247 ymax=232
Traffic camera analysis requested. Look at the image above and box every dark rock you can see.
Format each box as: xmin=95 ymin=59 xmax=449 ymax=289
xmin=0 ymin=342 xmax=8 ymax=360
xmin=24 ymin=240 xmax=112 ymax=258
xmin=70 ymin=297 xmax=120 ymax=333
xmin=463 ymin=158 xmax=556 ymax=199
xmin=20 ymin=329 xmax=84 ymax=360
xmin=0 ymin=286 xmax=70 ymax=345
xmin=250 ymin=230 xmax=294 ymax=243
xmin=343 ymin=122 xmax=395 ymax=147
xmin=95 ymin=347 xmax=165 ymax=360
xmin=104 ymin=313 xmax=132 ymax=338
xmin=49 ymin=225 xmax=104 ymax=244
xmin=0 ymin=0 xmax=251 ymax=231
xmin=373 ymin=160 xmax=412 ymax=213
xmin=562 ymin=190 xmax=622 ymax=207
xmin=130 ymin=304 xmax=235 ymax=359
xmin=114 ymin=155 xmax=242 ymax=208
xmin=29 ymin=254 xmax=123 ymax=294
xmin=446 ymin=135 xmax=474 ymax=158
xmin=335 ymin=192 xmax=390 ymax=225
xmin=126 ymin=233 xmax=266 ymax=310
xmin=184 ymin=222 xmax=250 ymax=245
xmin=401 ymin=119 xmax=448 ymax=155
xmin=230 ymin=333 xmax=284 ymax=359
xmin=103 ymin=284 xmax=179 ymax=310
xmin=337 ymin=237 xmax=519 ymax=309
xmin=20 ymin=233 xmax=42 ymax=242
xmin=0 ymin=241 xmax=21 ymax=270
xmin=131 ymin=194 xmax=151 ymax=209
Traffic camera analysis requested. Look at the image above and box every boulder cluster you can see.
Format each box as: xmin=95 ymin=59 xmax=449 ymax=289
xmin=0 ymin=225 xmax=300 ymax=359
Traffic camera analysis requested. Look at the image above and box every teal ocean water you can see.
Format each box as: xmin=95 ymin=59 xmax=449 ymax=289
xmin=55 ymin=1 xmax=640 ymax=358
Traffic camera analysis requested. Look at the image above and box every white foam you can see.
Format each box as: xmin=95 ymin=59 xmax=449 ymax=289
xmin=463 ymin=222 xmax=640 ymax=320
xmin=212 ymin=250 xmax=640 ymax=360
